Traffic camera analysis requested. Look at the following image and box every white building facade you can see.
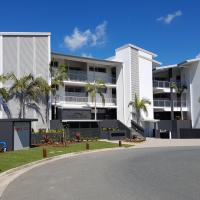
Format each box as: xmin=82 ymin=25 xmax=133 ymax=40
xmin=1 ymin=32 xmax=200 ymax=133
xmin=0 ymin=32 xmax=51 ymax=129
xmin=153 ymin=58 xmax=200 ymax=129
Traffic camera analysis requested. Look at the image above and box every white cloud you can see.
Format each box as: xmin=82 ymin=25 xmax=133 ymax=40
xmin=157 ymin=10 xmax=182 ymax=24
xmin=196 ymin=53 xmax=200 ymax=58
xmin=81 ymin=53 xmax=93 ymax=58
xmin=64 ymin=21 xmax=107 ymax=51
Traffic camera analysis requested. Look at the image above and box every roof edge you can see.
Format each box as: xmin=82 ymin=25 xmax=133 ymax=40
xmin=115 ymin=43 xmax=157 ymax=58
xmin=51 ymin=52 xmax=122 ymax=65
xmin=0 ymin=32 xmax=51 ymax=36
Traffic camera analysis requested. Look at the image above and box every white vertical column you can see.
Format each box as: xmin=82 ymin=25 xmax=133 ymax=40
xmin=17 ymin=36 xmax=20 ymax=77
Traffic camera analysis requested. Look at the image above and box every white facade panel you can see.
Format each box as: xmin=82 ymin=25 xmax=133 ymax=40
xmin=138 ymin=56 xmax=154 ymax=120
xmin=188 ymin=61 xmax=200 ymax=128
xmin=115 ymin=47 xmax=132 ymax=126
xmin=0 ymin=34 xmax=50 ymax=130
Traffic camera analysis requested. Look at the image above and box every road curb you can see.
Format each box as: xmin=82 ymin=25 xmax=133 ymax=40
xmin=0 ymin=147 xmax=126 ymax=198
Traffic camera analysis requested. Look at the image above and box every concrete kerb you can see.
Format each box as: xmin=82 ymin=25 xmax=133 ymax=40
xmin=0 ymin=147 xmax=127 ymax=198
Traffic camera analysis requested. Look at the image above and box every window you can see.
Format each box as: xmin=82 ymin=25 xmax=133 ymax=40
xmin=69 ymin=67 xmax=82 ymax=71
xmin=89 ymin=66 xmax=106 ymax=73
xmin=69 ymin=122 xmax=79 ymax=128
xmin=80 ymin=122 xmax=90 ymax=128
xmin=96 ymin=67 xmax=106 ymax=73
xmin=91 ymin=122 xmax=98 ymax=128
xmin=65 ymin=86 xmax=84 ymax=93
xmin=51 ymin=61 xmax=59 ymax=67
xmin=89 ymin=67 xmax=95 ymax=71
xmin=112 ymin=88 xmax=116 ymax=97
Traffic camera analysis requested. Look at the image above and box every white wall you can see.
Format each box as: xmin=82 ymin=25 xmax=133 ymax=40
xmin=138 ymin=53 xmax=154 ymax=120
xmin=114 ymin=47 xmax=131 ymax=126
xmin=0 ymin=34 xmax=51 ymax=130
xmin=187 ymin=61 xmax=200 ymax=128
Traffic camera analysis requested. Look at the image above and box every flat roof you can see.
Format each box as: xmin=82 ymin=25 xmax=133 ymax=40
xmin=116 ymin=43 xmax=157 ymax=58
xmin=0 ymin=32 xmax=51 ymax=36
xmin=154 ymin=57 xmax=200 ymax=72
xmin=0 ymin=118 xmax=38 ymax=122
xmin=51 ymin=52 xmax=122 ymax=66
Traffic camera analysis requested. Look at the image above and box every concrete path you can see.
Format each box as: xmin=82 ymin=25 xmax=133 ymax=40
xmin=2 ymin=147 xmax=200 ymax=200
xmin=101 ymin=138 xmax=200 ymax=148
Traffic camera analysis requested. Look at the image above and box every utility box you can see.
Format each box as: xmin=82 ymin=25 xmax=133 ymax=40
xmin=0 ymin=119 xmax=37 ymax=151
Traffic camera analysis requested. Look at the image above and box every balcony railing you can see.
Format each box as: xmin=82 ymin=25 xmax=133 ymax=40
xmin=67 ymin=70 xmax=116 ymax=84
xmin=65 ymin=92 xmax=87 ymax=97
xmin=153 ymin=80 xmax=170 ymax=88
xmin=153 ymin=80 xmax=181 ymax=88
xmin=154 ymin=100 xmax=187 ymax=108
xmin=58 ymin=96 xmax=116 ymax=105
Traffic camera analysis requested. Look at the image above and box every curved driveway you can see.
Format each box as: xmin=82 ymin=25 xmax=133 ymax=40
xmin=2 ymin=147 xmax=200 ymax=200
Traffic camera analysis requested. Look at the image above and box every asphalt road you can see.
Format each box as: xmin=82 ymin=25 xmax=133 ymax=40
xmin=2 ymin=147 xmax=200 ymax=200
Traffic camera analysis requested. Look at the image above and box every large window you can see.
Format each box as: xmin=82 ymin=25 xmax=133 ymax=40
xmin=51 ymin=60 xmax=59 ymax=67
xmin=89 ymin=66 xmax=106 ymax=73
xmin=65 ymin=86 xmax=85 ymax=93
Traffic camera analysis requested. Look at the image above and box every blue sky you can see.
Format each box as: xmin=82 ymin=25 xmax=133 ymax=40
xmin=0 ymin=0 xmax=199 ymax=65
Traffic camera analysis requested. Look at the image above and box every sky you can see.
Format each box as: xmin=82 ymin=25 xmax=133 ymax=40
xmin=0 ymin=0 xmax=199 ymax=65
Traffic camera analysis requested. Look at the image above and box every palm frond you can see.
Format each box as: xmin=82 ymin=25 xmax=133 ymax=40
xmin=26 ymin=102 xmax=44 ymax=123
xmin=0 ymin=96 xmax=11 ymax=118
xmin=99 ymin=92 xmax=105 ymax=105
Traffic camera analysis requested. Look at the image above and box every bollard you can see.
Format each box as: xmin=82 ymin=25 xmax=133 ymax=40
xmin=86 ymin=143 xmax=90 ymax=150
xmin=119 ymin=140 xmax=122 ymax=147
xmin=43 ymin=148 xmax=47 ymax=158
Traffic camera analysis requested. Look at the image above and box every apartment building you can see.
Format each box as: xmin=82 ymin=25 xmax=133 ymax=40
xmin=51 ymin=53 xmax=122 ymax=122
xmin=153 ymin=57 xmax=200 ymax=129
xmin=51 ymin=44 xmax=160 ymax=136
xmin=1 ymin=32 xmax=200 ymax=135
xmin=0 ymin=32 xmax=51 ymax=129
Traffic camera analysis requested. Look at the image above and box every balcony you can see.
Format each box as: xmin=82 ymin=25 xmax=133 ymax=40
xmin=67 ymin=70 xmax=116 ymax=84
xmin=154 ymin=99 xmax=187 ymax=112
xmin=153 ymin=80 xmax=181 ymax=93
xmin=153 ymin=80 xmax=170 ymax=88
xmin=56 ymin=95 xmax=117 ymax=107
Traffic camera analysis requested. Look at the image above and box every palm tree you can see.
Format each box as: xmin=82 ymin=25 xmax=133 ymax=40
xmin=85 ymin=80 xmax=106 ymax=120
xmin=9 ymin=73 xmax=44 ymax=121
xmin=128 ymin=94 xmax=151 ymax=125
xmin=34 ymin=77 xmax=51 ymax=129
xmin=0 ymin=87 xmax=11 ymax=118
xmin=0 ymin=74 xmax=12 ymax=118
xmin=50 ymin=64 xmax=67 ymax=119
xmin=171 ymin=82 xmax=187 ymax=120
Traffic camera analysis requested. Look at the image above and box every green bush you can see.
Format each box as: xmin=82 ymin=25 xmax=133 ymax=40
xmin=33 ymin=129 xmax=64 ymax=134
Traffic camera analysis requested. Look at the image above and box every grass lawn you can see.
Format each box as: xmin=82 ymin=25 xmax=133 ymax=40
xmin=0 ymin=141 xmax=129 ymax=173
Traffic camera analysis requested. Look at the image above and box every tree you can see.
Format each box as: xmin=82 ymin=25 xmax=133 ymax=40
xmin=171 ymin=82 xmax=187 ymax=120
xmin=128 ymin=94 xmax=151 ymax=125
xmin=0 ymin=74 xmax=12 ymax=118
xmin=85 ymin=80 xmax=106 ymax=120
xmin=9 ymin=73 xmax=44 ymax=121
xmin=34 ymin=77 xmax=51 ymax=129
xmin=50 ymin=64 xmax=67 ymax=119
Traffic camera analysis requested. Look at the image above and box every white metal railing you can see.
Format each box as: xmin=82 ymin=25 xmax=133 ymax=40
xmin=154 ymin=100 xmax=187 ymax=108
xmin=65 ymin=92 xmax=87 ymax=97
xmin=153 ymin=80 xmax=181 ymax=88
xmin=68 ymin=70 xmax=88 ymax=82
xmin=153 ymin=80 xmax=170 ymax=88
xmin=67 ymin=70 xmax=116 ymax=84
xmin=58 ymin=96 xmax=116 ymax=105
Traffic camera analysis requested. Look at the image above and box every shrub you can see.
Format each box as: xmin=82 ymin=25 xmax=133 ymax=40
xmin=75 ymin=133 xmax=81 ymax=142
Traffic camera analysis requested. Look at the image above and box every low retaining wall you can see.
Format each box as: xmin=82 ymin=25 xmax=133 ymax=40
xmin=180 ymin=129 xmax=200 ymax=138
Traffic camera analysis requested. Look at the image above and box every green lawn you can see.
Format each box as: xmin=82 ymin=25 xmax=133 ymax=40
xmin=0 ymin=141 xmax=129 ymax=173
